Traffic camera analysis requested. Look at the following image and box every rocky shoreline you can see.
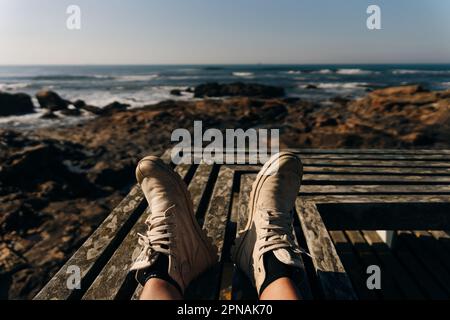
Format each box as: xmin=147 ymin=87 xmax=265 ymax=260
xmin=1 ymin=83 xmax=449 ymax=299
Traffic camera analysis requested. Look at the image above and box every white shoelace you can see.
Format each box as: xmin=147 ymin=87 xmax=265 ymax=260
xmin=258 ymin=209 xmax=311 ymax=258
xmin=137 ymin=205 xmax=175 ymax=258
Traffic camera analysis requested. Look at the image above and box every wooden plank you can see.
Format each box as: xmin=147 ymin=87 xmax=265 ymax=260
xmin=287 ymin=148 xmax=450 ymax=155
xmin=413 ymin=231 xmax=450 ymax=285
xmin=230 ymin=156 xmax=450 ymax=168
xmin=394 ymin=232 xmax=448 ymax=299
xmin=429 ymin=231 xmax=450 ymax=255
xmin=302 ymin=174 xmax=450 ymax=184
xmin=345 ymin=231 xmax=400 ymax=299
xmin=303 ymin=166 xmax=450 ymax=176
xmin=300 ymin=184 xmax=450 ymax=195
xmin=399 ymin=231 xmax=450 ymax=296
xmin=301 ymin=159 xmax=450 ymax=168
xmin=34 ymin=185 xmax=146 ymax=300
xmin=231 ymin=174 xmax=258 ymax=300
xmin=298 ymin=154 xmax=450 ymax=161
xmin=188 ymin=164 xmax=215 ymax=218
xmin=185 ymin=166 xmax=235 ymax=300
xmin=295 ymin=199 xmax=356 ymax=300
xmin=362 ymin=231 xmax=424 ymax=299
xmin=193 ymin=148 xmax=450 ymax=155
xmin=303 ymin=195 xmax=450 ymax=204
xmin=232 ymin=165 xmax=450 ymax=176
xmin=236 ymin=174 xmax=254 ymax=233
xmin=82 ymin=209 xmax=150 ymax=300
xmin=329 ymin=231 xmax=378 ymax=300
xmin=82 ymin=164 xmax=193 ymax=300
xmin=317 ymin=203 xmax=450 ymax=230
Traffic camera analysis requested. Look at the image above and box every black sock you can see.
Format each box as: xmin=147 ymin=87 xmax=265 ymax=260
xmin=136 ymin=254 xmax=183 ymax=295
xmin=259 ymin=251 xmax=298 ymax=295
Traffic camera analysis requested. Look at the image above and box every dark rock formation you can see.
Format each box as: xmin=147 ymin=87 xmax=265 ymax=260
xmin=0 ymin=92 xmax=35 ymax=116
xmin=36 ymin=90 xmax=70 ymax=111
xmin=40 ymin=111 xmax=58 ymax=120
xmin=170 ymin=89 xmax=182 ymax=96
xmin=194 ymin=82 xmax=285 ymax=98
xmin=102 ymin=101 xmax=129 ymax=115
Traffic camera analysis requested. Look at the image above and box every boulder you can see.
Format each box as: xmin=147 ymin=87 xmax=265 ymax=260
xmin=72 ymin=100 xmax=86 ymax=109
xmin=60 ymin=108 xmax=82 ymax=117
xmin=0 ymin=92 xmax=35 ymax=116
xmin=40 ymin=111 xmax=59 ymax=120
xmin=79 ymin=104 xmax=103 ymax=115
xmin=170 ymin=89 xmax=182 ymax=96
xmin=35 ymin=90 xmax=69 ymax=111
xmin=305 ymin=84 xmax=318 ymax=90
xmin=102 ymin=101 xmax=129 ymax=115
xmin=194 ymin=82 xmax=285 ymax=98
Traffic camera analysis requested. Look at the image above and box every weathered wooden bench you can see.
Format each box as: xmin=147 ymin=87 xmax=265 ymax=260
xmin=34 ymin=149 xmax=450 ymax=300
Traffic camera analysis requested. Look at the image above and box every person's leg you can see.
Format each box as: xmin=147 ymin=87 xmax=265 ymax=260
xmin=140 ymin=278 xmax=183 ymax=300
xmin=129 ymin=156 xmax=218 ymax=300
xmin=260 ymin=278 xmax=301 ymax=300
xmin=232 ymin=152 xmax=305 ymax=300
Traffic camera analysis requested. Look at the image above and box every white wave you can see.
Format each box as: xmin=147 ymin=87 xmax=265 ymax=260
xmin=312 ymin=69 xmax=333 ymax=74
xmin=314 ymin=82 xmax=369 ymax=89
xmin=65 ymin=86 xmax=193 ymax=108
xmin=0 ymin=108 xmax=91 ymax=130
xmin=441 ymin=82 xmax=450 ymax=88
xmin=392 ymin=69 xmax=450 ymax=75
xmin=0 ymin=82 xmax=30 ymax=91
xmin=336 ymin=69 xmax=375 ymax=75
xmin=232 ymin=72 xmax=254 ymax=78
xmin=116 ymin=74 xmax=159 ymax=82
xmin=286 ymin=70 xmax=302 ymax=75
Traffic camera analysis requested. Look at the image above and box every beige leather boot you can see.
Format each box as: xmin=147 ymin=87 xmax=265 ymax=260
xmin=231 ymin=152 xmax=304 ymax=294
xmin=130 ymin=156 xmax=217 ymax=293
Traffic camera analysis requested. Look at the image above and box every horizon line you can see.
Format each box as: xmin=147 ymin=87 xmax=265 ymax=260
xmin=1 ymin=62 xmax=450 ymax=67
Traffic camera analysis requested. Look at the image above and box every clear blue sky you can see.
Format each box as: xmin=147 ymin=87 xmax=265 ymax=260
xmin=1 ymin=0 xmax=449 ymax=65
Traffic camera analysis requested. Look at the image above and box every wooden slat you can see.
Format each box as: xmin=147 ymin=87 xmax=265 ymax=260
xmin=302 ymin=159 xmax=450 ymax=168
xmin=329 ymin=231 xmax=378 ymax=300
xmin=317 ymin=203 xmax=450 ymax=230
xmin=232 ymin=165 xmax=450 ymax=176
xmin=398 ymin=231 xmax=450 ymax=296
xmin=302 ymin=174 xmax=450 ymax=184
xmin=230 ymin=156 xmax=450 ymax=168
xmin=429 ymin=231 xmax=450 ymax=255
xmin=394 ymin=232 xmax=448 ymax=299
xmin=303 ymin=166 xmax=450 ymax=175
xmin=345 ymin=231 xmax=400 ymax=299
xmin=231 ymin=174 xmax=258 ymax=300
xmin=300 ymin=184 xmax=450 ymax=195
xmin=287 ymin=148 xmax=450 ymax=155
xmin=34 ymin=185 xmax=146 ymax=300
xmin=413 ymin=231 xmax=450 ymax=287
xmin=295 ymin=199 xmax=356 ymax=300
xmin=303 ymin=195 xmax=450 ymax=204
xmin=185 ymin=166 xmax=235 ymax=300
xmin=361 ymin=231 xmax=424 ymax=299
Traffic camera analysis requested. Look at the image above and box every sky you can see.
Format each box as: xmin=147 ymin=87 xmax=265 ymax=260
xmin=1 ymin=0 xmax=450 ymax=65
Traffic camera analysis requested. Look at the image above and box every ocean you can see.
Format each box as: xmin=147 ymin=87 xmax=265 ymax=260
xmin=1 ymin=64 xmax=450 ymax=129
